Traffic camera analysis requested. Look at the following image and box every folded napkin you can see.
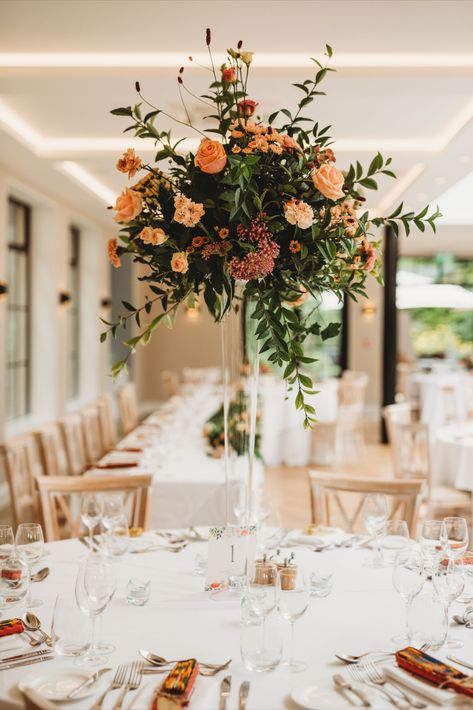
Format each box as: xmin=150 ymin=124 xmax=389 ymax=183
xmin=114 ymin=447 xmax=143 ymax=453
xmin=396 ymin=647 xmax=473 ymax=701
xmin=0 ymin=618 xmax=25 ymax=637
xmin=384 ymin=666 xmax=459 ymax=706
xmin=288 ymin=525 xmax=346 ymax=547
xmin=95 ymin=462 xmax=139 ymax=470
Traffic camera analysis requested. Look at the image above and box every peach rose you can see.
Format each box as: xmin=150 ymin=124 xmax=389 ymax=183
xmin=116 ymin=148 xmax=142 ymax=178
xmin=138 ymin=226 xmax=168 ymax=246
xmin=312 ymin=164 xmax=345 ymax=201
xmin=113 ymin=188 xmax=143 ymax=223
xmin=194 ymin=139 xmax=227 ymax=175
xmin=171 ymin=251 xmax=189 ymax=274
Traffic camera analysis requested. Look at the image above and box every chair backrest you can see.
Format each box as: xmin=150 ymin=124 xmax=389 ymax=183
xmin=59 ymin=413 xmax=88 ymax=476
xmin=117 ymin=382 xmax=139 ymax=435
xmin=81 ymin=405 xmax=106 ymax=464
xmin=36 ymin=473 xmax=152 ymax=541
xmin=0 ymin=435 xmax=42 ymax=527
xmin=35 ymin=424 xmax=69 ymax=477
xmin=97 ymin=393 xmax=118 ymax=450
xmin=308 ymin=471 xmax=423 ymax=532
xmin=338 ymin=376 xmax=367 ymax=414
xmin=389 ymin=421 xmax=430 ymax=482
xmin=161 ymin=370 xmax=179 ymax=400
xmin=382 ymin=402 xmax=414 ymax=444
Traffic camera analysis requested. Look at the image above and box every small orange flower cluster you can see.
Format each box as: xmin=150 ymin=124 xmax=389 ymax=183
xmin=289 ymin=240 xmax=301 ymax=254
xmin=321 ymin=201 xmax=359 ymax=238
xmin=229 ymin=119 xmax=301 ymax=156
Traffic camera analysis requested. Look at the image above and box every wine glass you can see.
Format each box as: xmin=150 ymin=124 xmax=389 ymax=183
xmin=419 ymin=520 xmax=443 ymax=573
xmin=392 ymin=547 xmax=425 ymax=643
xmin=102 ymin=494 xmax=125 ymax=530
xmin=80 ymin=493 xmax=104 ymax=548
xmin=277 ymin=567 xmax=309 ymax=672
xmin=379 ymin=520 xmax=410 ymax=565
xmin=440 ymin=517 xmax=468 ymax=559
xmin=15 ymin=523 xmax=44 ymax=608
xmin=362 ymin=494 xmax=388 ymax=566
xmin=0 ymin=525 xmax=14 ymax=564
xmin=432 ymin=557 xmax=465 ymax=648
xmin=75 ymin=554 xmax=117 ymax=665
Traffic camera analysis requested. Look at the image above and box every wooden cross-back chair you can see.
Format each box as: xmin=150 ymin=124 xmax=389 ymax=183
xmin=308 ymin=471 xmax=423 ymax=532
xmin=35 ymin=424 xmax=70 ymax=477
xmin=97 ymin=393 xmax=118 ymax=451
xmin=117 ymin=382 xmax=139 ymax=435
xmin=383 ymin=402 xmax=414 ymax=447
xmin=81 ymin=405 xmax=106 ymax=464
xmin=36 ymin=473 xmax=152 ymax=541
xmin=59 ymin=413 xmax=88 ymax=476
xmin=0 ymin=435 xmax=43 ymax=527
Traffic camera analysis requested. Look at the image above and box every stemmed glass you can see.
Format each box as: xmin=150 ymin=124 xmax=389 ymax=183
xmin=362 ymin=494 xmax=388 ymax=567
xmin=392 ymin=547 xmax=425 ymax=643
xmin=277 ymin=567 xmax=309 ymax=673
xmin=0 ymin=525 xmax=14 ymax=564
xmin=75 ymin=554 xmax=117 ymax=665
xmin=432 ymin=557 xmax=465 ymax=648
xmin=102 ymin=494 xmax=125 ymax=530
xmin=248 ymin=563 xmax=277 ymax=634
xmin=80 ymin=494 xmax=104 ymax=548
xmin=15 ymin=523 xmax=44 ymax=608
xmin=379 ymin=520 xmax=410 ymax=565
xmin=440 ymin=517 xmax=468 ymax=559
xmin=419 ymin=520 xmax=443 ymax=573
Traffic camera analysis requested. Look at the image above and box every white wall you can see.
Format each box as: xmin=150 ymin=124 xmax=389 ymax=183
xmin=0 ymin=163 xmax=111 ymax=442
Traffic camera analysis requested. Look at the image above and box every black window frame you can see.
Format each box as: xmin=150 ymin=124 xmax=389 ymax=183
xmin=67 ymin=224 xmax=81 ymax=400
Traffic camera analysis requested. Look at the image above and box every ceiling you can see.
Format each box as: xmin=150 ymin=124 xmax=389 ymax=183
xmin=0 ymin=0 xmax=473 ymax=229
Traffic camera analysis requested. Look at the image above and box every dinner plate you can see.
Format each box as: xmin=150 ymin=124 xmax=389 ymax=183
xmin=19 ymin=667 xmax=105 ymax=702
xmin=291 ymin=683 xmax=374 ymax=710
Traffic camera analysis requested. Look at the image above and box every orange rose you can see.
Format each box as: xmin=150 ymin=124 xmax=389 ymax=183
xmin=113 ymin=188 xmax=143 ymax=223
xmin=312 ymin=164 xmax=345 ymax=201
xmin=194 ymin=139 xmax=227 ymax=174
xmin=107 ymin=238 xmax=121 ymax=268
xmin=171 ymin=251 xmax=189 ymax=274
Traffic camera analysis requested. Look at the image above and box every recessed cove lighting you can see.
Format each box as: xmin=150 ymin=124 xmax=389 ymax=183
xmin=59 ymin=162 xmax=116 ymax=205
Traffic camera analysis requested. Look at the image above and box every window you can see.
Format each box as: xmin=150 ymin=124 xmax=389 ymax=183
xmin=67 ymin=225 xmax=81 ymax=399
xmin=6 ymin=198 xmax=31 ymax=420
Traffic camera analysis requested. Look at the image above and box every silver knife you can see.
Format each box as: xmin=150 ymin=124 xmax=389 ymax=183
xmin=66 ymin=670 xmax=105 ymax=699
xmin=0 ymin=655 xmax=53 ymax=671
xmin=1 ymin=648 xmax=52 ymax=664
xmin=333 ymin=674 xmax=371 ymax=707
xmin=219 ymin=675 xmax=231 ymax=710
xmin=447 ymin=655 xmax=473 ymax=672
xmin=238 ymin=680 xmax=250 ymax=710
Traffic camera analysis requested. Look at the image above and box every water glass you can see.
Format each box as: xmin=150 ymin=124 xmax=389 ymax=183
xmin=441 ymin=517 xmax=468 ymax=559
xmin=0 ymin=555 xmax=29 ymax=608
xmin=309 ymin=569 xmax=334 ymax=597
xmin=277 ymin=567 xmax=309 ymax=672
xmin=362 ymin=494 xmax=388 ymax=566
xmin=15 ymin=523 xmax=44 ymax=607
xmin=102 ymin=494 xmax=125 ymax=530
xmin=241 ymin=597 xmax=282 ymax=672
xmin=419 ymin=520 xmax=443 ymax=571
xmin=380 ymin=520 xmax=410 ymax=565
xmin=432 ymin=557 xmax=465 ymax=648
xmin=193 ymin=553 xmax=206 ymax=576
xmin=127 ymin=578 xmax=151 ymax=606
xmin=392 ymin=547 xmax=425 ymax=643
xmin=0 ymin=526 xmax=14 ymax=563
xmin=51 ymin=594 xmax=91 ymax=656
xmin=80 ymin=494 xmax=104 ymax=547
xmin=103 ymin=515 xmax=130 ymax=559
xmin=407 ymin=592 xmax=448 ymax=650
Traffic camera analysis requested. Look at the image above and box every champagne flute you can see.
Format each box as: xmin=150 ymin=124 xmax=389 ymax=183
xmin=432 ymin=557 xmax=465 ymax=648
xmin=75 ymin=554 xmax=117 ymax=665
xmin=441 ymin=517 xmax=468 ymax=559
xmin=362 ymin=494 xmax=388 ymax=566
xmin=392 ymin=547 xmax=425 ymax=643
xmin=14 ymin=523 xmax=44 ymax=608
xmin=277 ymin=567 xmax=309 ymax=672
xmin=419 ymin=520 xmax=443 ymax=573
xmin=80 ymin=493 xmax=104 ymax=548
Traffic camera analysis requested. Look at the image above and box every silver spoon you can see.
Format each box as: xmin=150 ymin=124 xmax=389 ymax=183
xmin=22 ymin=628 xmax=42 ymax=647
xmin=130 ymin=543 xmax=187 ymax=555
xmin=335 ymin=651 xmax=395 ymax=664
xmin=23 ymin=612 xmax=53 ymax=647
xmin=31 ymin=567 xmax=49 ymax=583
xmin=142 ymin=661 xmax=230 ymax=677
xmin=139 ymin=649 xmax=231 ymax=670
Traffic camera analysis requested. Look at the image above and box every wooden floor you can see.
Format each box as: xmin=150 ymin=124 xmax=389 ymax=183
xmin=265 ymin=424 xmax=395 ymax=530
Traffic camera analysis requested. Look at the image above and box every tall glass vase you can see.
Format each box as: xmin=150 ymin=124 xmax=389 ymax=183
xmin=220 ymin=286 xmax=260 ymax=528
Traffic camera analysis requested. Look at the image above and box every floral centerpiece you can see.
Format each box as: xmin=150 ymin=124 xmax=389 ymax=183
xmin=104 ymin=30 xmax=439 ymax=427
xmin=203 ymin=388 xmax=262 ymax=459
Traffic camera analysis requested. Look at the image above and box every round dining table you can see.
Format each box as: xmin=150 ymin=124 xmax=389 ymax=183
xmin=0 ymin=532 xmax=470 ymax=709
xmin=431 ymin=423 xmax=473 ymax=492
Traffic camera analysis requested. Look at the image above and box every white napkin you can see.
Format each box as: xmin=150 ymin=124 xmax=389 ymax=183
xmin=287 ymin=526 xmax=346 ymax=547
xmin=384 ymin=666 xmax=467 ymax=706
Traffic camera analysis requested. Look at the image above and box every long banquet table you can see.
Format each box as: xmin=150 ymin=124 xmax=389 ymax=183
xmin=1 ymin=534 xmax=471 ymax=709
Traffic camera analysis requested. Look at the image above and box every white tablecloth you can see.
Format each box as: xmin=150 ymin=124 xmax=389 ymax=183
xmin=260 ymin=376 xmax=339 ymax=467
xmin=412 ymin=372 xmax=469 ymax=432
xmin=431 ymin=423 xmax=473 ymax=491
xmin=1 ymin=536 xmax=469 ymax=709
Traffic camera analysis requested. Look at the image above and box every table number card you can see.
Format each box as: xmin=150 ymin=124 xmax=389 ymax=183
xmin=205 ymin=525 xmax=257 ymax=591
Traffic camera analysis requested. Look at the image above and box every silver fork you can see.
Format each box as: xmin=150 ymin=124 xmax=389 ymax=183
xmin=91 ymin=664 xmax=127 ymax=710
xmin=113 ymin=661 xmax=143 ymax=710
xmin=364 ymin=659 xmax=427 ymax=709
xmin=349 ymin=664 xmax=409 ymax=709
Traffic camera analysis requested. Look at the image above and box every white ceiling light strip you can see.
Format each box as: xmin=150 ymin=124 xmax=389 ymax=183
xmin=59 ymin=161 xmax=116 ymax=205
xmin=375 ymin=163 xmax=425 ymax=213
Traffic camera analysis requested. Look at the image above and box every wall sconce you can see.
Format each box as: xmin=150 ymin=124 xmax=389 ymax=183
xmin=185 ymin=295 xmax=201 ymax=320
xmin=100 ymin=297 xmax=112 ymax=308
xmin=59 ymin=290 xmax=72 ymax=306
xmin=0 ymin=281 xmax=8 ymax=300
xmin=361 ymin=300 xmax=376 ymax=319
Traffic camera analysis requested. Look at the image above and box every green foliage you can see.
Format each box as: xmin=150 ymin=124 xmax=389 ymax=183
xmin=203 ymin=389 xmax=262 ymax=458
